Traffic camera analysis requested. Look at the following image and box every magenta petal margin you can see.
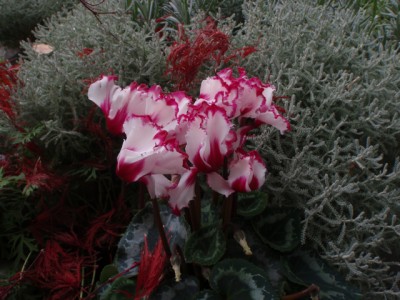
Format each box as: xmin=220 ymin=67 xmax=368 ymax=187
xmin=87 ymin=68 xmax=290 ymax=211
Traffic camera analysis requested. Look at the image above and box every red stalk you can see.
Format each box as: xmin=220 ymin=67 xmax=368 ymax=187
xmin=151 ymin=198 xmax=171 ymax=258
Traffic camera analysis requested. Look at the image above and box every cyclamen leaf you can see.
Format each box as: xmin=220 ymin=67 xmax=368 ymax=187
xmin=200 ymin=197 xmax=220 ymax=226
xmin=209 ymin=259 xmax=278 ymax=300
xmin=236 ymin=191 xmax=268 ymax=217
xmin=252 ymin=207 xmax=301 ymax=253
xmin=99 ymin=277 xmax=136 ymax=300
xmin=184 ymin=224 xmax=226 ymax=266
xmin=99 ymin=264 xmax=119 ymax=283
xmin=281 ymin=251 xmax=362 ymax=300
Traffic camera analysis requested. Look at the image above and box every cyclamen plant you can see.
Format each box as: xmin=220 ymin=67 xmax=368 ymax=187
xmin=88 ymin=67 xmax=290 ymax=213
xmin=86 ymin=67 xmax=293 ymax=299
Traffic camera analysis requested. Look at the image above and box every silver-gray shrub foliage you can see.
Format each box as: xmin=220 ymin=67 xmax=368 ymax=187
xmin=10 ymin=0 xmax=400 ymax=297
xmin=15 ymin=0 xmax=168 ymax=161
xmin=234 ymin=0 xmax=400 ymax=297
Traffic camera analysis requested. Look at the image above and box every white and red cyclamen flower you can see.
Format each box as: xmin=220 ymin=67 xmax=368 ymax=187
xmin=87 ymin=68 xmax=289 ymax=211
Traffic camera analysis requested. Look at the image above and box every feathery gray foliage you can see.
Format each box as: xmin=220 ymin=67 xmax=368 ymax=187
xmin=234 ymin=0 xmax=400 ymax=296
xmin=14 ymin=1 xmax=168 ymax=162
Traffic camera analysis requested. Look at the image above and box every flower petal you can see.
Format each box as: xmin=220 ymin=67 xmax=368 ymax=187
xmin=185 ymin=106 xmax=233 ymax=172
xmin=228 ymin=151 xmax=266 ymax=193
xmin=255 ymin=106 xmax=291 ymax=134
xmin=88 ymin=78 xmax=193 ymax=135
xmin=117 ymin=117 xmax=187 ymax=182
xmin=88 ymin=75 xmax=129 ymax=134
xmin=140 ymin=174 xmax=172 ymax=199
xmin=206 ymin=172 xmax=234 ymax=197
xmin=168 ymin=168 xmax=198 ymax=211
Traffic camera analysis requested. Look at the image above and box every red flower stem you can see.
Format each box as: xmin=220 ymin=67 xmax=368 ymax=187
xmin=189 ymin=183 xmax=201 ymax=231
xmin=138 ymin=182 xmax=145 ymax=209
xmin=222 ymin=156 xmax=234 ymax=232
xmin=183 ymin=207 xmax=193 ymax=228
xmin=151 ymin=198 xmax=172 ymax=258
xmin=189 ymin=201 xmax=199 ymax=231
xmin=195 ymin=183 xmax=201 ymax=229
xmin=212 ymin=191 xmax=219 ymax=206
xmin=282 ymin=284 xmax=320 ymax=300
xmin=222 ymin=194 xmax=233 ymax=232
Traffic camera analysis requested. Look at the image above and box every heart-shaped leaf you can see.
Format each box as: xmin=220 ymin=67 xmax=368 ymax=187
xmin=115 ymin=202 xmax=190 ymax=276
xmin=99 ymin=264 xmax=119 ymax=283
xmin=237 ymin=191 xmax=268 ymax=217
xmin=252 ymin=207 xmax=301 ymax=253
xmin=99 ymin=277 xmax=136 ymax=300
xmin=281 ymin=251 xmax=362 ymax=300
xmin=201 ymin=198 xmax=220 ymax=226
xmin=184 ymin=224 xmax=226 ymax=266
xmin=209 ymin=259 xmax=278 ymax=299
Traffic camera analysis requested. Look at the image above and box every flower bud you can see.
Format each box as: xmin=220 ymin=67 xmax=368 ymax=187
xmin=233 ymin=230 xmax=252 ymax=256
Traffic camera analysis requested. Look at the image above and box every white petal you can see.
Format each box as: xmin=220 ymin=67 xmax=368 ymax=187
xmin=168 ymin=168 xmax=198 ymax=211
xmin=255 ymin=106 xmax=291 ymax=134
xmin=141 ymin=174 xmax=171 ymax=199
xmin=88 ymin=76 xmax=117 ymax=109
xmin=207 ymin=172 xmax=234 ymax=197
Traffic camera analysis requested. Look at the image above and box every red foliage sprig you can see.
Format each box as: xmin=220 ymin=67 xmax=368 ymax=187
xmin=134 ymin=236 xmax=168 ymax=300
xmin=27 ymin=241 xmax=92 ymax=300
xmin=166 ymin=18 xmax=230 ymax=90
xmin=165 ymin=18 xmax=257 ymax=91
xmin=0 ymin=62 xmax=19 ymax=124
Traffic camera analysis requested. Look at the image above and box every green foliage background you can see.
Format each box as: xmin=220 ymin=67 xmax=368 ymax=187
xmin=0 ymin=0 xmax=78 ymax=46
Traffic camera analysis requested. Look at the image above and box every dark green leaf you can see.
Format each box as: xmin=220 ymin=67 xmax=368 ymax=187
xmin=200 ymin=198 xmax=220 ymax=226
xmin=210 ymin=259 xmax=279 ymax=299
xmin=184 ymin=224 xmax=226 ymax=266
xmin=237 ymin=191 xmax=268 ymax=217
xmin=252 ymin=207 xmax=301 ymax=253
xmin=281 ymin=251 xmax=362 ymax=300
xmin=99 ymin=277 xmax=136 ymax=300
xmin=99 ymin=264 xmax=119 ymax=283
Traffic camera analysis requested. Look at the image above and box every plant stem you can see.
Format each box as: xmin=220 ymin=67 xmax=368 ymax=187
xmin=79 ymin=267 xmax=85 ymax=299
xmin=138 ymin=182 xmax=145 ymax=209
xmin=151 ymin=198 xmax=171 ymax=257
xmin=20 ymin=251 xmax=32 ymax=274
xmin=222 ymin=194 xmax=233 ymax=232
xmin=221 ymin=156 xmax=234 ymax=233
xmin=191 ymin=183 xmax=202 ymax=231
xmin=282 ymin=284 xmax=320 ymax=300
xmin=189 ymin=200 xmax=199 ymax=231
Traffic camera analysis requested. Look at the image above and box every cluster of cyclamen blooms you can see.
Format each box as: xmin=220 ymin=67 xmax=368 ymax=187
xmin=88 ymin=68 xmax=290 ymax=212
